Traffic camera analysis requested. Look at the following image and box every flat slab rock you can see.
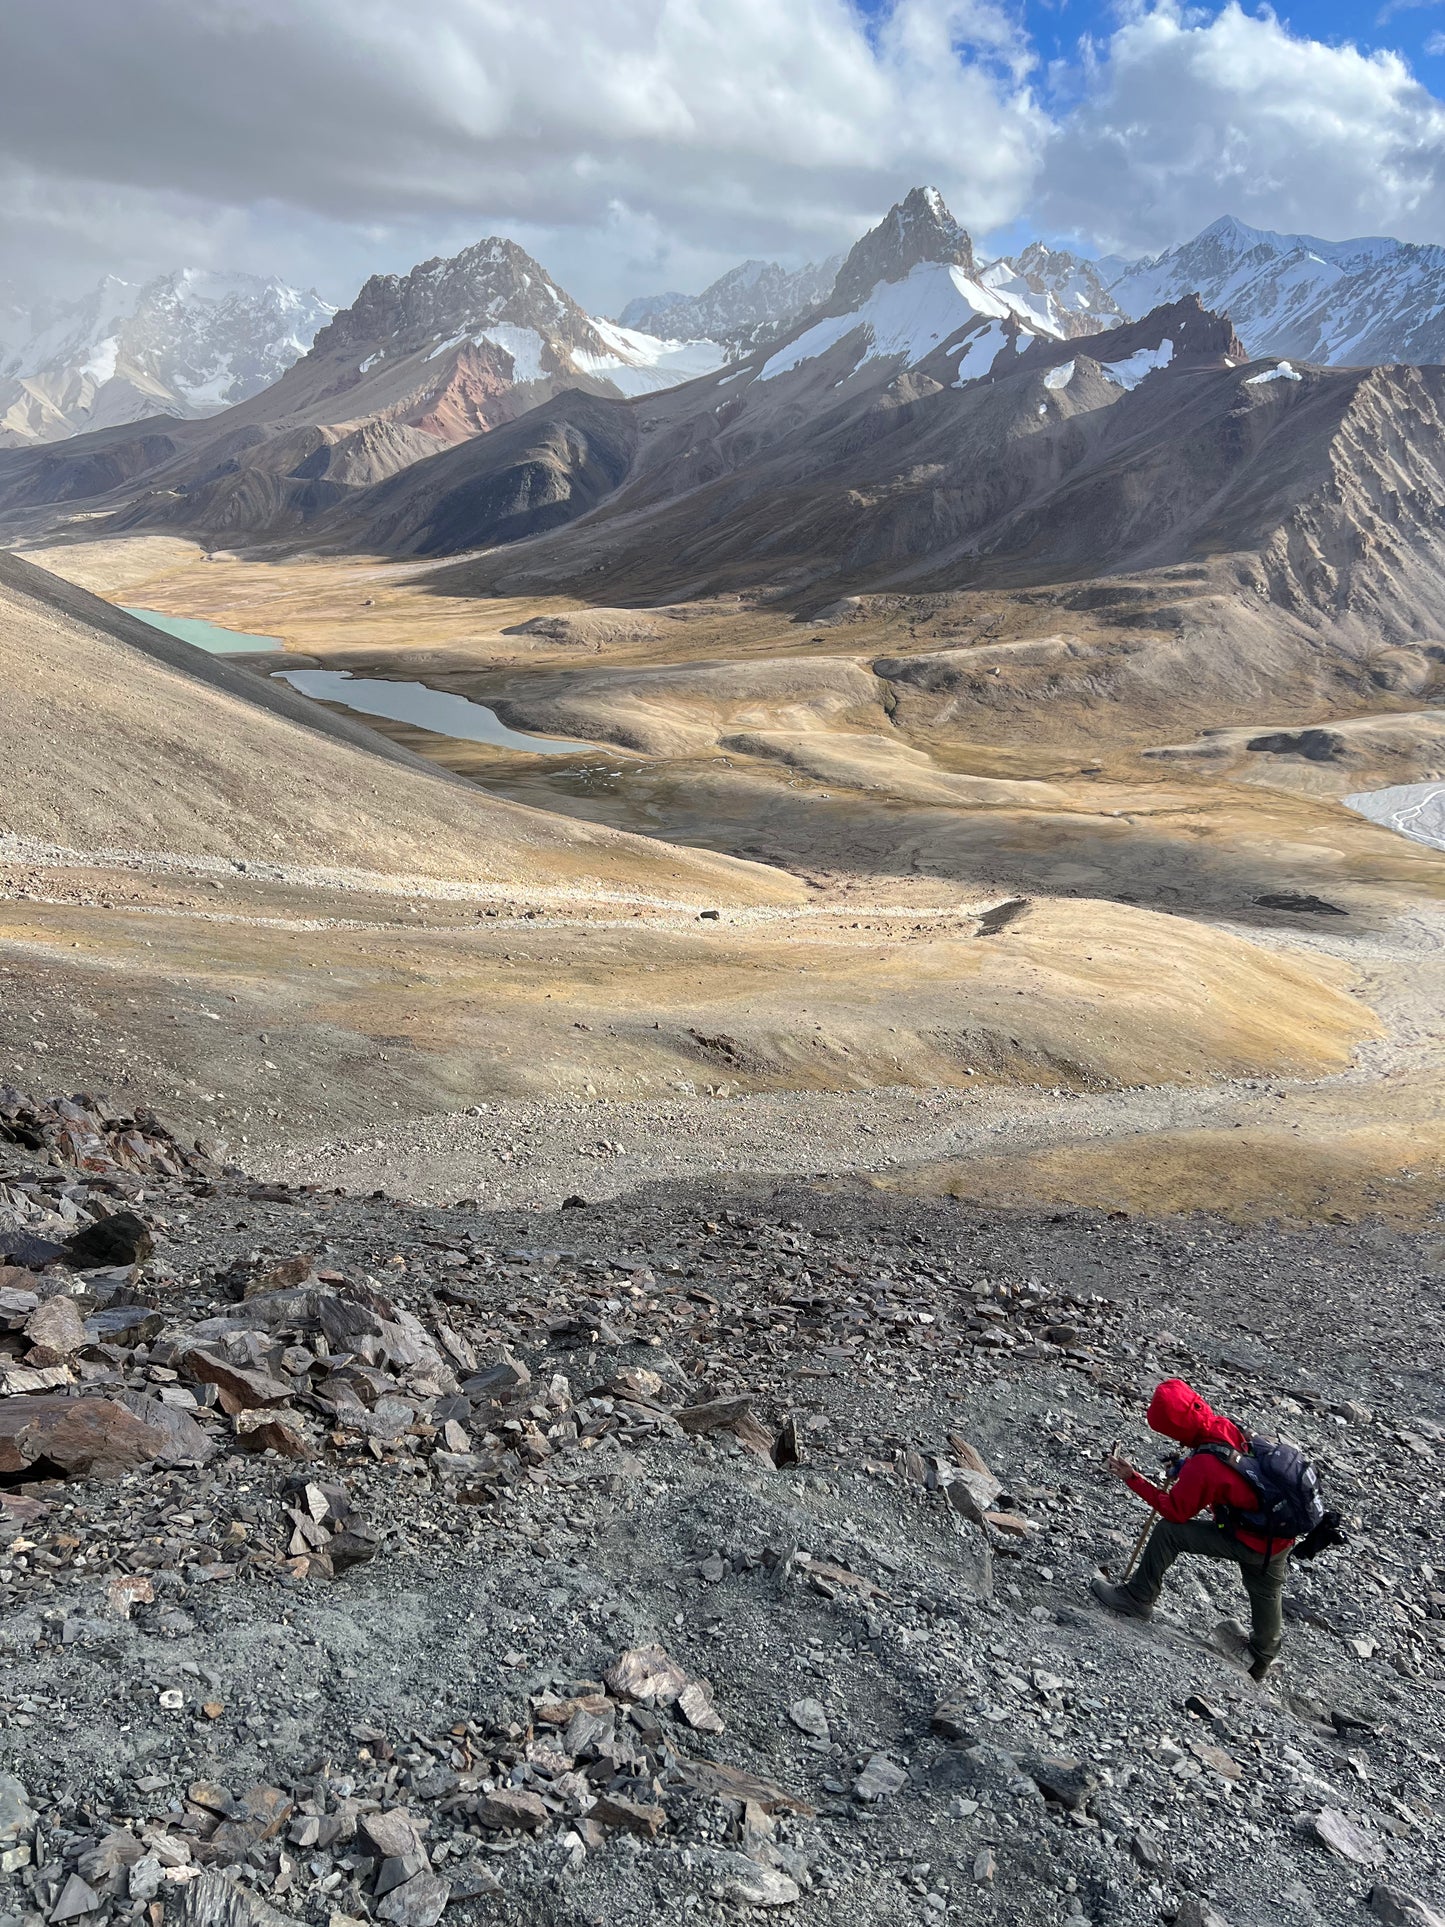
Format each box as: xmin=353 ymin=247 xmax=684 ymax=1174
xmin=178 ymin=1867 xmax=295 ymax=1927
xmin=0 ymin=1394 xmax=165 ymax=1479
xmin=708 ymin=1851 xmax=800 ymax=1907
xmin=375 ymin=1872 xmax=450 ymax=1927
xmin=854 ymin=1755 xmax=908 ymax=1802
xmin=1369 ymin=1886 xmax=1445 ymax=1927
xmin=1311 ymin=1807 xmax=1387 ymax=1867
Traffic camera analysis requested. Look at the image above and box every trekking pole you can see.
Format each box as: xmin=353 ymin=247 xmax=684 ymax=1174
xmin=1121 ymin=1514 xmax=1152 ymax=1584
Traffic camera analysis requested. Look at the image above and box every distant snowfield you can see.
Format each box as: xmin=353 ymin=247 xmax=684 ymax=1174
xmin=576 ymin=321 xmax=726 ymax=395
xmin=418 ymin=316 xmax=723 ymax=394
xmin=1344 ymin=782 xmax=1445 ymax=852
xmin=759 ymin=260 xmax=1035 ymax=381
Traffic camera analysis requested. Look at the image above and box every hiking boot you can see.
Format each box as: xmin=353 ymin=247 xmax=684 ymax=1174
xmin=1248 ymin=1654 xmax=1275 ymax=1683
xmin=1090 ymin=1577 xmax=1152 ymax=1620
xmin=1211 ymin=1619 xmax=1252 ymax=1668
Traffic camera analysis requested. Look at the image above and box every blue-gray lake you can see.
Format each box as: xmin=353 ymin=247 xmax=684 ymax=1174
xmin=274 ymin=667 xmax=593 ymax=756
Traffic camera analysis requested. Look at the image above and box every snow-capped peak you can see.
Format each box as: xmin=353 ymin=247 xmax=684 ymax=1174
xmin=303 ymin=234 xmax=728 ymax=400
xmin=759 ymin=257 xmax=1036 ymax=385
xmin=828 ymin=186 xmax=978 ymax=313
xmin=980 ymin=243 xmax=1127 ymax=341
xmin=1109 ymin=213 xmax=1445 ymax=364
xmin=0 ymin=269 xmax=336 ymax=446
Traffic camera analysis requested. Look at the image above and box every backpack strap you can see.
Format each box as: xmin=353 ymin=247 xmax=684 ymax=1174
xmin=1188 ymin=1440 xmax=1269 ymax=1547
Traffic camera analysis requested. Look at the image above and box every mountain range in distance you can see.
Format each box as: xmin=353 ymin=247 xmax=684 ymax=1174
xmin=0 ymin=186 xmax=1211 ymax=542
xmin=10 ymin=198 xmax=1445 ymax=455
xmin=0 ymin=270 xmax=336 ymax=447
xmin=7 ymin=178 xmax=1445 ymax=731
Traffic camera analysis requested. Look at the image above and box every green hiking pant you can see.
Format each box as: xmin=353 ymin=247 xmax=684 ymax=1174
xmin=1126 ymin=1518 xmax=1290 ymax=1665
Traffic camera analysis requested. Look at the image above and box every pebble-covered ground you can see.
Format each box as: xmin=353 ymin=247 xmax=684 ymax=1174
xmin=0 ymin=1092 xmax=1443 ymax=1927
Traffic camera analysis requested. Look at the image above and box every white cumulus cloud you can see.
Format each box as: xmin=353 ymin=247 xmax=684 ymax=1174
xmin=6 ymin=1 xmax=1445 ymax=319
xmin=0 ymin=0 xmax=1051 ymax=311
xmin=1040 ymin=2 xmax=1445 ymax=254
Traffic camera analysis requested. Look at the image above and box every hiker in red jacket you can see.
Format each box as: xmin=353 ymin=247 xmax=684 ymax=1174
xmin=1091 ymin=1378 xmax=1294 ymax=1679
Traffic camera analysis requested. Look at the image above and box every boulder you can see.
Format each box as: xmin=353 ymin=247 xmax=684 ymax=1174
xmin=22 ymin=1294 xmax=87 ymax=1357
xmin=117 ymin=1391 xmax=216 ymax=1465
xmin=604 ymin=1643 xmax=688 ymax=1705
xmin=0 ymin=1395 xmax=165 ymax=1479
xmin=63 ymin=1212 xmax=153 ymax=1268
xmin=1369 ymin=1887 xmax=1445 ymax=1927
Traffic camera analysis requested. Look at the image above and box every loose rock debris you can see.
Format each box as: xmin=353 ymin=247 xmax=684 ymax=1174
xmin=0 ymin=1088 xmax=1442 ymax=1927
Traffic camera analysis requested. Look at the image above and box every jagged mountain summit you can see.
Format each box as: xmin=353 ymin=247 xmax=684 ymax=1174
xmin=0 ymin=270 xmax=336 ymax=448
xmin=623 ymin=190 xmax=1089 ymax=388
xmin=745 ymin=189 xmax=1162 ymax=390
xmin=980 ymin=242 xmax=1127 ymax=340
xmin=619 ymin=256 xmax=841 ymax=356
xmin=752 ymin=188 xmax=1069 ymax=387
xmin=315 ymin=238 xmax=721 ymax=407
xmin=1109 ymin=213 xmax=1445 ymax=364
xmin=828 ymin=186 xmax=977 ymax=311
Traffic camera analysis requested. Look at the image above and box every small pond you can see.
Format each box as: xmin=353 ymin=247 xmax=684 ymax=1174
xmin=273 ymin=667 xmax=594 ymax=756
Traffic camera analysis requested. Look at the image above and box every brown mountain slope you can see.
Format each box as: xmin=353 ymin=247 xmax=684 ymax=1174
xmin=0 ymin=239 xmax=716 ymax=541
xmin=324 ymin=335 xmax=1445 ymax=734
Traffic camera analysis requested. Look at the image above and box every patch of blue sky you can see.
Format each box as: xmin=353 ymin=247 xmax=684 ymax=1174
xmin=850 ymin=0 xmax=1445 ymax=72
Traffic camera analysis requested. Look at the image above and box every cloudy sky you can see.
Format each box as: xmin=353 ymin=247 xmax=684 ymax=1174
xmin=6 ymin=0 xmax=1445 ymax=318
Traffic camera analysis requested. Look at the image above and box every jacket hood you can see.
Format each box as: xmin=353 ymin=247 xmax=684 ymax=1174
xmin=1145 ymin=1378 xmax=1241 ymax=1449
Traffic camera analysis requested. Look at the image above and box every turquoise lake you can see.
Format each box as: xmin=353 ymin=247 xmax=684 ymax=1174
xmin=123 ymin=607 xmax=285 ymax=654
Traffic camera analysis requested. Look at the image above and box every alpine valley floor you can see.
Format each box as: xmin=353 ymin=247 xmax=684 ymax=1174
xmin=6 ymin=534 xmax=1444 ymax=1227
xmin=1 ymin=534 xmax=1445 ymax=1927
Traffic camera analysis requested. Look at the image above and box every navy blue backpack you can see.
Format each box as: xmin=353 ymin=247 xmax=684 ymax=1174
xmin=1195 ymin=1434 xmax=1330 ymax=1551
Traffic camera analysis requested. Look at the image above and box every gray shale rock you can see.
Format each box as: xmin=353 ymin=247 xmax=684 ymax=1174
xmin=1370 ymin=1887 xmax=1445 ymax=1927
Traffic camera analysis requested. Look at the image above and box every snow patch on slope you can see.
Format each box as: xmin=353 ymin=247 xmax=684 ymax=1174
xmin=1245 ymin=360 xmax=1302 ymax=385
xmin=952 ymin=319 xmax=1012 ymax=386
xmin=1105 ymin=340 xmax=1174 ymax=391
xmin=760 ymin=262 xmax=1027 ymax=382
xmin=427 ymin=324 xmax=548 ymax=382
xmin=77 ymin=337 xmax=120 ymax=386
xmin=575 ymin=321 xmax=726 ymax=395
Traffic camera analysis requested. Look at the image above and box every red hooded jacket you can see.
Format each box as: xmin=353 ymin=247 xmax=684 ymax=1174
xmin=1125 ymin=1379 xmax=1291 ymax=1556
